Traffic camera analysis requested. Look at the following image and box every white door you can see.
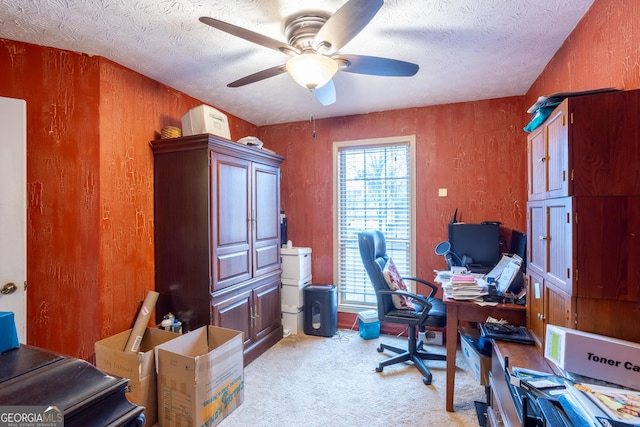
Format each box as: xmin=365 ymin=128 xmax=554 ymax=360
xmin=0 ymin=96 xmax=27 ymax=343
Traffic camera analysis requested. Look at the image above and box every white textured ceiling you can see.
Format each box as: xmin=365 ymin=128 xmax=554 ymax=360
xmin=0 ymin=0 xmax=594 ymax=126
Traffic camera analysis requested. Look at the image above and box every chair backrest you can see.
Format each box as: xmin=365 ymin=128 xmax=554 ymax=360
xmin=357 ymin=230 xmax=395 ymax=316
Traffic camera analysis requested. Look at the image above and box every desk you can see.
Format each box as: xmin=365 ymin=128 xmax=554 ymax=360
xmin=443 ymin=296 xmax=526 ymax=412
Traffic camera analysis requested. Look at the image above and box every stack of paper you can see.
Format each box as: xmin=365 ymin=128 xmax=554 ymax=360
xmin=442 ymin=274 xmax=488 ymax=300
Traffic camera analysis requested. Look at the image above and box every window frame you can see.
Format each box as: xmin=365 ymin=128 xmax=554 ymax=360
xmin=332 ymin=135 xmax=417 ymax=314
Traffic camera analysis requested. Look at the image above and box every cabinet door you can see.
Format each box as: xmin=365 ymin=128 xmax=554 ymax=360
xmin=527 ymin=200 xmax=546 ymax=276
xmin=527 ymin=270 xmax=545 ymax=348
xmin=528 ymin=272 xmax=573 ymax=350
xmin=212 ymin=153 xmax=252 ymax=290
xmin=545 ymin=283 xmax=573 ymax=331
xmin=252 ymin=279 xmax=282 ymax=342
xmin=545 ymin=102 xmax=569 ymax=199
xmin=546 ymin=197 xmax=573 ymax=294
xmin=527 ymin=126 xmax=546 ymax=200
xmin=211 ymin=288 xmax=253 ymax=348
xmin=252 ymin=163 xmax=281 ymax=277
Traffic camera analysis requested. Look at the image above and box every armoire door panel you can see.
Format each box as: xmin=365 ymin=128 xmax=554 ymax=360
xmin=216 ymin=250 xmax=252 ymax=288
xmin=545 ymin=104 xmax=569 ymax=198
xmin=527 ymin=201 xmax=546 ymax=275
xmin=213 ymin=154 xmax=252 ymax=289
xmin=212 ymin=290 xmax=252 ymax=347
xmin=252 ymin=163 xmax=281 ymax=276
xmin=527 ymin=271 xmax=545 ymax=348
xmin=545 ymin=284 xmax=573 ymax=329
xmin=253 ymin=279 xmax=282 ymax=342
xmin=215 ymin=157 xmax=250 ymax=246
xmin=546 ymin=197 xmax=572 ymax=294
xmin=254 ymin=245 xmax=280 ymax=272
xmin=527 ymin=126 xmax=546 ymax=200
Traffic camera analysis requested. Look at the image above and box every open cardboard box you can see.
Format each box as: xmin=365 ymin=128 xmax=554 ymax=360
xmin=155 ymin=325 xmax=244 ymax=427
xmin=95 ymin=327 xmax=179 ymax=426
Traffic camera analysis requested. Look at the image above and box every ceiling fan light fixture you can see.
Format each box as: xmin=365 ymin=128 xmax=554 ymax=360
xmin=286 ymin=54 xmax=338 ymax=90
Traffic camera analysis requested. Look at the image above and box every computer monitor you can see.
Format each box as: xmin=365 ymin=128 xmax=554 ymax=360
xmin=509 ymin=229 xmax=527 ymax=274
xmin=447 ymin=223 xmax=501 ymax=270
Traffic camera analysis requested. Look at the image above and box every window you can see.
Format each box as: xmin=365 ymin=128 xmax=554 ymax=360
xmin=333 ymin=136 xmax=416 ymax=311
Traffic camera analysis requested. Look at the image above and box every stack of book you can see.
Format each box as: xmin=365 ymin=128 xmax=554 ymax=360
xmin=442 ymin=274 xmax=488 ymax=300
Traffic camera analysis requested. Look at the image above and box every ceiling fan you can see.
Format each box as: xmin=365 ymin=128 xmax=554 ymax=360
xmin=199 ymin=0 xmax=419 ymax=106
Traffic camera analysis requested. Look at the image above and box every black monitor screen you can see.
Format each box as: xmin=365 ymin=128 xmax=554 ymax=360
xmin=448 ymin=223 xmax=501 ymax=267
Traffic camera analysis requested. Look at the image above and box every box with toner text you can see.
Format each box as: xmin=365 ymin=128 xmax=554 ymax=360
xmin=95 ymin=327 xmax=179 ymax=426
xmin=545 ymin=325 xmax=640 ymax=390
xmin=155 ymin=325 xmax=244 ymax=427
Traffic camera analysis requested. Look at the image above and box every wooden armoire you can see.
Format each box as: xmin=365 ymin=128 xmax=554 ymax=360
xmin=151 ymin=134 xmax=285 ymax=365
xmin=526 ymin=89 xmax=640 ymax=349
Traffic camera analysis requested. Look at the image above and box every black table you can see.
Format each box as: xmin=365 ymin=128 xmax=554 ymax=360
xmin=0 ymin=345 xmax=145 ymax=427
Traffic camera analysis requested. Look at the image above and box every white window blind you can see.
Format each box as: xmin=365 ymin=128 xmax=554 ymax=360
xmin=335 ymin=140 xmax=414 ymax=309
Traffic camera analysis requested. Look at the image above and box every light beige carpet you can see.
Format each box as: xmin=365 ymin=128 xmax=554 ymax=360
xmin=221 ymin=329 xmax=486 ymax=426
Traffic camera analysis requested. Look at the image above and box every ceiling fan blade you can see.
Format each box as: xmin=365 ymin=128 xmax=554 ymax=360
xmin=335 ymin=54 xmax=419 ymax=77
xmin=227 ymin=64 xmax=288 ymax=88
xmin=199 ymin=17 xmax=299 ymax=56
xmin=313 ymin=0 xmax=384 ymax=54
xmin=314 ymin=80 xmax=336 ymax=106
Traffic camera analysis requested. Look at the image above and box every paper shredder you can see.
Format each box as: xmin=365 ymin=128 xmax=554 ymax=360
xmin=303 ymin=284 xmax=337 ymax=337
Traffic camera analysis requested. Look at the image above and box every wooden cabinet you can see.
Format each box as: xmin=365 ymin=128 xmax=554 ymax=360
xmin=211 ymin=278 xmax=282 ymax=365
xmin=527 ymin=197 xmax=573 ymax=294
xmin=527 ymin=104 xmax=569 ymax=201
xmin=526 ymin=89 xmax=640 ymax=348
xmin=527 ymin=90 xmax=640 ymax=201
xmin=212 ymin=152 xmax=281 ymax=291
xmin=526 ymin=269 xmax=573 ymax=348
xmin=151 ymin=134 xmax=285 ymax=364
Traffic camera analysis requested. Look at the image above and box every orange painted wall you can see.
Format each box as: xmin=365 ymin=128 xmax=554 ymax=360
xmin=526 ymin=0 xmax=640 ymax=105
xmin=0 ymin=39 xmax=257 ymax=360
xmin=1 ymin=40 xmax=102 ymax=359
xmin=258 ymin=100 xmax=528 ymax=288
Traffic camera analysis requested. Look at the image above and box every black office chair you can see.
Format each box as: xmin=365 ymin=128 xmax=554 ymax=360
xmin=358 ymin=230 xmax=446 ymax=385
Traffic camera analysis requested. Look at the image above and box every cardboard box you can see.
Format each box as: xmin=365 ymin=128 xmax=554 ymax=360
xmin=460 ymin=331 xmax=491 ymax=385
xmin=545 ymin=325 xmax=640 ymax=390
xmin=421 ymin=330 xmax=444 ymax=346
xmin=155 ymin=325 xmax=244 ymax=427
xmin=281 ymin=275 xmax=312 ymax=308
xmin=281 ymin=247 xmax=312 ymax=280
xmin=282 ymin=305 xmax=304 ymax=336
xmin=0 ymin=312 xmax=20 ymax=353
xmin=95 ymin=327 xmax=179 ymax=426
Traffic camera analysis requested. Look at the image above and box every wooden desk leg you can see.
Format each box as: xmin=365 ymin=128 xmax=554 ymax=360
xmin=445 ymin=303 xmax=458 ymax=412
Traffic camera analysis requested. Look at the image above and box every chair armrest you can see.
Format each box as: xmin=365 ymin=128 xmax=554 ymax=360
xmin=402 ymin=277 xmax=438 ymax=298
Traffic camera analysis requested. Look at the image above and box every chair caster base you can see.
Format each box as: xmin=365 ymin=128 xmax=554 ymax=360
xmin=375 ymin=366 xmax=383 ymax=373
xmin=376 ymin=346 xmax=384 ymax=353
xmin=422 ymin=376 xmax=432 ymax=385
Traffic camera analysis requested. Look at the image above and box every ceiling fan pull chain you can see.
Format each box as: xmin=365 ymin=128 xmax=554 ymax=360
xmin=310 ymin=115 xmax=316 ymax=139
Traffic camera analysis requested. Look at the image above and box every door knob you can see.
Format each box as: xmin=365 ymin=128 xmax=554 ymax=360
xmin=1 ymin=282 xmax=17 ymax=294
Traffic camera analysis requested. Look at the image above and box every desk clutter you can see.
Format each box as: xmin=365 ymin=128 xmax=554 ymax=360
xmin=435 ymin=253 xmax=525 ymax=304
xmin=489 ymin=325 xmax=640 ymax=427
xmin=500 ymin=360 xmax=640 ymax=426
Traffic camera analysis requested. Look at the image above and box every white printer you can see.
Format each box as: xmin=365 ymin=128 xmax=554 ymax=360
xmin=181 ymin=105 xmax=230 ymax=139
